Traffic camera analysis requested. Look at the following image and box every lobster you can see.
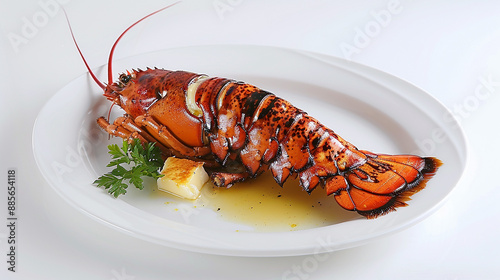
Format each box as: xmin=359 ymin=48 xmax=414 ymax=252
xmin=68 ymin=4 xmax=441 ymax=218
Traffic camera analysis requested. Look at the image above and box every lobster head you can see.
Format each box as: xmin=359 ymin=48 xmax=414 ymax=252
xmin=104 ymin=69 xmax=171 ymax=118
xmin=67 ymin=3 xmax=179 ymax=118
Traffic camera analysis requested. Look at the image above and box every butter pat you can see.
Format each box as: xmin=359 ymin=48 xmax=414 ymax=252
xmin=157 ymin=157 xmax=209 ymax=200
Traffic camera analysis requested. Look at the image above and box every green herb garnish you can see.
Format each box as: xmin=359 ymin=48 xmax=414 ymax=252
xmin=93 ymin=139 xmax=164 ymax=197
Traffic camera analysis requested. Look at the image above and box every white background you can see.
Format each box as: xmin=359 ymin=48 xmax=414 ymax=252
xmin=1 ymin=0 xmax=499 ymax=279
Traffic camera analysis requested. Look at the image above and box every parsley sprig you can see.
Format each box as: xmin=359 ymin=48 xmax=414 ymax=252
xmin=93 ymin=139 xmax=164 ymax=197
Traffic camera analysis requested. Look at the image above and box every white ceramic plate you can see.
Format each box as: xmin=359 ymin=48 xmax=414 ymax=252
xmin=33 ymin=45 xmax=467 ymax=257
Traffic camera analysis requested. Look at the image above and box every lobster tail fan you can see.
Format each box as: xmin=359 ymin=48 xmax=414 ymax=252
xmin=326 ymin=152 xmax=442 ymax=219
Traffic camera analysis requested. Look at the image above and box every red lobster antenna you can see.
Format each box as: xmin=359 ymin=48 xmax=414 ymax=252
xmin=106 ymin=2 xmax=181 ymax=85
xmin=64 ymin=2 xmax=180 ymax=90
xmin=64 ymin=9 xmax=106 ymax=90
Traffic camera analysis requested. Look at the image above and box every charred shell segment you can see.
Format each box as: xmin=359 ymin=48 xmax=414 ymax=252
xmin=240 ymin=95 xmax=287 ymax=175
xmin=208 ymin=82 xmax=267 ymax=163
xmin=186 ymin=75 xmax=209 ymax=117
xmin=268 ymin=115 xmax=318 ymax=190
xmin=223 ymin=85 xmax=266 ymax=130
xmin=282 ymin=116 xmax=318 ymax=172
xmin=242 ymin=90 xmax=274 ymax=124
xmin=207 ymin=83 xmax=238 ymax=163
xmin=216 ymin=82 xmax=238 ymax=111
xmin=194 ymin=77 xmax=233 ymax=133
xmin=253 ymin=95 xmax=279 ymax=123
xmin=272 ymin=103 xmax=305 ymax=144
xmin=335 ymin=143 xmax=367 ymax=172
xmin=298 ymin=129 xmax=341 ymax=191
xmin=243 ymin=95 xmax=304 ymax=177
xmin=269 ymin=144 xmax=293 ymax=186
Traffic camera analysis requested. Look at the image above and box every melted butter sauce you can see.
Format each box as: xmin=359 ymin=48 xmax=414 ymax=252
xmin=195 ymin=172 xmax=361 ymax=232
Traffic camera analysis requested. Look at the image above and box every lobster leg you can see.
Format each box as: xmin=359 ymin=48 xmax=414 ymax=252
xmin=134 ymin=115 xmax=212 ymax=158
xmin=209 ymin=171 xmax=252 ymax=188
xmin=98 ymin=115 xmax=222 ymax=167
xmin=113 ymin=116 xmax=176 ymax=157
xmin=114 ymin=116 xmax=159 ymax=143
xmin=97 ymin=116 xmax=149 ymax=144
xmin=208 ymin=160 xmax=268 ymax=188
xmin=98 ymin=116 xmax=180 ymax=157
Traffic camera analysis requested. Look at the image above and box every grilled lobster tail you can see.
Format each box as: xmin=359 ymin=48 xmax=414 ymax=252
xmin=197 ymin=73 xmax=442 ymax=218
